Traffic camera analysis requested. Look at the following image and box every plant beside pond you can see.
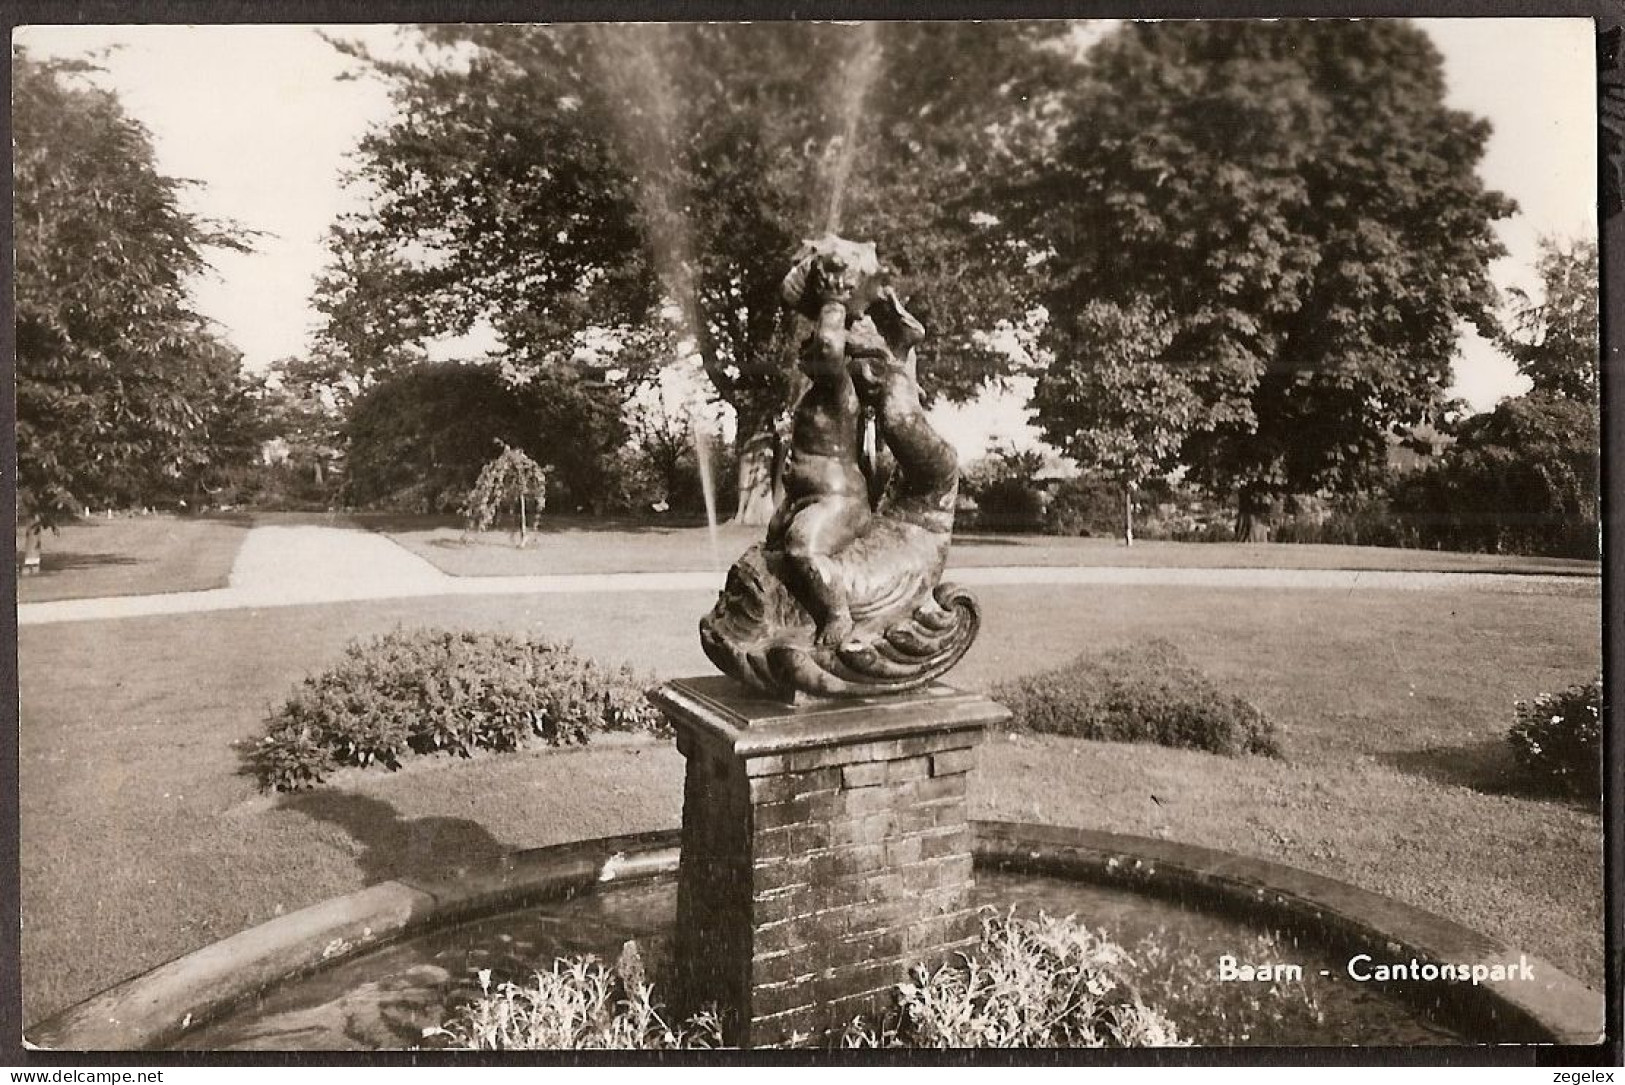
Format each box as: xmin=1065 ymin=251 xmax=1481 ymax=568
xmin=426 ymin=911 xmax=1351 ymax=1049
xmin=841 ymin=911 xmax=1185 ymax=1048
xmin=425 ymin=957 xmax=725 ymax=1051
xmin=428 ymin=911 xmax=1185 ymax=1051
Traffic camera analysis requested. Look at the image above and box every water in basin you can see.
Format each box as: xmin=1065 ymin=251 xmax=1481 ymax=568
xmin=176 ymin=870 xmax=1462 ymax=1050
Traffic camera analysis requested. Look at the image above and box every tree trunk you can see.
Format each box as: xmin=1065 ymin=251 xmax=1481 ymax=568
xmin=518 ymin=493 xmax=528 ymax=547
xmin=733 ymin=416 xmax=781 ymax=527
xmin=19 ymin=517 xmax=43 ymax=576
xmin=1235 ymin=487 xmax=1273 ymax=543
xmin=1123 ymin=484 xmax=1135 ymax=548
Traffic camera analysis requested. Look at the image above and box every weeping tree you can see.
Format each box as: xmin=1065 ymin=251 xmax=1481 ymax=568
xmin=316 ymin=22 xmax=1071 ymax=523
xmin=463 ymin=442 xmax=550 ymax=546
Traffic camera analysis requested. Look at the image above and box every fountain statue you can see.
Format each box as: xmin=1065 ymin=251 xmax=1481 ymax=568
xmin=700 ymin=236 xmax=980 ymax=700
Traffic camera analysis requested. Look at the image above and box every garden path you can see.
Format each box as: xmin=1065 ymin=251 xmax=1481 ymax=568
xmin=16 ymin=523 xmax=1600 ymax=627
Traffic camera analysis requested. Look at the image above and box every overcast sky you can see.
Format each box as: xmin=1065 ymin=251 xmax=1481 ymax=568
xmin=14 ymin=19 xmax=1599 ymax=456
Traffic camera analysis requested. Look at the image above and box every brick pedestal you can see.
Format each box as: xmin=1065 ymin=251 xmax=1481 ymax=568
xmin=649 ymin=676 xmax=1009 ymax=1048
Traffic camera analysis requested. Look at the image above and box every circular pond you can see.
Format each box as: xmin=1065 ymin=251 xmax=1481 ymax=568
xmin=176 ymin=869 xmax=1459 ymax=1050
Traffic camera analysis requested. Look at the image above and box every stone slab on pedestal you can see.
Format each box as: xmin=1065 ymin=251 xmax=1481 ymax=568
xmin=649 ymin=675 xmax=1010 ymax=1048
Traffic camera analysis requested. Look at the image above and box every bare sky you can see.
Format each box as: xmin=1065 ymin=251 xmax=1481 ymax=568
xmin=14 ymin=19 xmax=1599 ymax=457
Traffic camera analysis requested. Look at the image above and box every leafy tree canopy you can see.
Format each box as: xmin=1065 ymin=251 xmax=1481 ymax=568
xmin=1392 ymin=392 xmax=1598 ymax=558
xmin=317 ymin=22 xmax=1075 ymax=517
xmin=1012 ymin=21 xmax=1516 ymax=534
xmin=14 ymin=47 xmax=254 ymax=526
xmin=303 ymin=220 xmax=433 ymax=406
xmin=1497 ymin=236 xmax=1598 ymax=402
xmin=1030 ymin=300 xmax=1196 ymax=543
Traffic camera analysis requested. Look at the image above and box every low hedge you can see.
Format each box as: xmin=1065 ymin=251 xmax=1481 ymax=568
xmin=252 ymin=629 xmax=662 ymax=791
xmin=990 ymin=638 xmax=1282 ymax=758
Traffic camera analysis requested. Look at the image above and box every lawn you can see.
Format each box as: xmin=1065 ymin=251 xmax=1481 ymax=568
xmin=17 ymin=579 xmax=1603 ymax=1029
xmin=366 ymin=513 xmax=1601 ymax=579
xmin=16 ymin=513 xmax=254 ymax=604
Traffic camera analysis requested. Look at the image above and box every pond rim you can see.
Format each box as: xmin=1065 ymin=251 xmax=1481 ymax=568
xmin=26 ymin=821 xmax=1604 ymax=1051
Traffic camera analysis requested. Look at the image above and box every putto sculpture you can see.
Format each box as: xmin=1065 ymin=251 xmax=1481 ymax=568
xmin=700 ymin=236 xmax=980 ymax=701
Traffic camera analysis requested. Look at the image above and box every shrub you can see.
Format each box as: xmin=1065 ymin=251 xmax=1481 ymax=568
xmin=1166 ymin=516 xmax=1237 ymax=543
xmin=1508 ymin=676 xmax=1603 ymax=799
xmin=253 ymin=629 xmax=662 ymax=791
xmin=968 ymin=477 xmax=1048 ymax=533
xmin=1042 ymin=474 xmax=1123 ymax=537
xmin=962 ymin=447 xmax=1049 ymax=533
xmin=843 ymin=911 xmax=1184 ymax=1048
xmin=990 ymin=639 xmax=1281 ymax=758
xmin=1271 ymin=493 xmax=1415 ymax=549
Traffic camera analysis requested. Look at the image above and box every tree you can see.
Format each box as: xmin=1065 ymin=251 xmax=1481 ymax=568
xmin=1031 ymin=300 xmax=1196 ymax=545
xmin=463 ymin=442 xmax=550 ymax=545
xmin=322 ymin=23 xmax=1071 ymax=522
xmin=179 ymin=339 xmax=272 ymax=506
xmin=258 ymin=355 xmax=350 ymax=497
xmin=13 ymin=49 xmax=252 ymax=566
xmin=1012 ymin=21 xmax=1514 ymax=540
xmin=619 ymin=384 xmax=735 ymax=517
xmin=303 ymin=219 xmax=434 ymax=405
xmin=1498 ymin=237 xmax=1598 ymax=402
xmin=1392 ymin=393 xmax=1598 ymax=558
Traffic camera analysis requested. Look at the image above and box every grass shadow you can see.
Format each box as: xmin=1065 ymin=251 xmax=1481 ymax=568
xmin=184 ymin=510 xmax=257 ymax=527
xmin=38 ymin=551 xmax=142 ymax=573
xmin=953 ymin=533 xmax=1041 ymax=548
xmin=1377 ymin=740 xmax=1601 ymax=810
xmin=235 ymin=510 xmax=346 ymax=529
xmin=277 ymin=790 xmax=512 ymax=886
xmin=48 ymin=510 xmax=256 ymax=529
xmin=352 ymin=510 xmax=720 ymax=537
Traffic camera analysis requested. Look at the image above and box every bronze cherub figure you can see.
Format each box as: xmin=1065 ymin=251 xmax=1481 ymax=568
xmin=700 ymin=236 xmax=980 ymax=701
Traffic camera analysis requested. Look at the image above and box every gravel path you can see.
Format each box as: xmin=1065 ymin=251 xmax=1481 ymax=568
xmin=228 ymin=523 xmax=448 ymax=598
xmin=16 ymin=524 xmax=1600 ymax=627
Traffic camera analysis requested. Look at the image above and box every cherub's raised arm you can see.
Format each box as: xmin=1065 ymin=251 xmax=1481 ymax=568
xmin=803 ymin=299 xmax=850 ymax=377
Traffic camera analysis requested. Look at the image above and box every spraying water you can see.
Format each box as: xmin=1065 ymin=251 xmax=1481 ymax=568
xmin=589 ymin=25 xmax=723 ymax=564
xmin=589 ymin=25 xmax=702 ymax=335
xmin=692 ymin=416 xmax=722 ymax=573
xmin=822 ymin=23 xmax=884 ymax=234
xmin=583 ymin=23 xmax=885 ymax=561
